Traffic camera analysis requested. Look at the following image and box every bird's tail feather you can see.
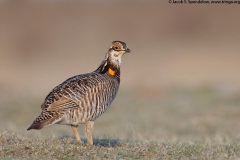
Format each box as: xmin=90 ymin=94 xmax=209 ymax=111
xmin=27 ymin=110 xmax=62 ymax=131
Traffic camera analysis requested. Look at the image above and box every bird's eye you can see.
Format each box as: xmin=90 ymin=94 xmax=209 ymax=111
xmin=114 ymin=46 xmax=119 ymax=50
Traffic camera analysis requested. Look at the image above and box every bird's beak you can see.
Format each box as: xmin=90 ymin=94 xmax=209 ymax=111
xmin=126 ymin=48 xmax=131 ymax=53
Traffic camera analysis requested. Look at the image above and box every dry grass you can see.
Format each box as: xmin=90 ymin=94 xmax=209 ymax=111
xmin=1 ymin=86 xmax=240 ymax=159
xmin=1 ymin=132 xmax=240 ymax=159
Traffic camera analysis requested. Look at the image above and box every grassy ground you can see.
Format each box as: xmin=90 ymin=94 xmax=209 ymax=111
xmin=1 ymin=85 xmax=240 ymax=159
xmin=1 ymin=132 xmax=240 ymax=159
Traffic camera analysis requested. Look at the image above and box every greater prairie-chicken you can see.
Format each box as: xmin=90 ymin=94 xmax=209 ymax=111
xmin=27 ymin=41 xmax=130 ymax=145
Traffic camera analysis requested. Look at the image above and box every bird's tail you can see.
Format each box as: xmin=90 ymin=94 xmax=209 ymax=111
xmin=27 ymin=110 xmax=62 ymax=131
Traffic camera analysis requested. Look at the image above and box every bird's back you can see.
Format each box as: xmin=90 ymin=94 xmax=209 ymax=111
xmin=28 ymin=72 xmax=120 ymax=130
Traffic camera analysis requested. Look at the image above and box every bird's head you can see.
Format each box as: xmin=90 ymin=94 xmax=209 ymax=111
xmin=96 ymin=41 xmax=130 ymax=77
xmin=105 ymin=41 xmax=131 ymax=65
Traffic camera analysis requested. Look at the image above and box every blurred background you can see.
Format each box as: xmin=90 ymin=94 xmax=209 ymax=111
xmin=1 ymin=0 xmax=240 ymax=142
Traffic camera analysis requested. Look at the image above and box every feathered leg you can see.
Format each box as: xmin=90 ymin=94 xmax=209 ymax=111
xmin=71 ymin=125 xmax=82 ymax=143
xmin=86 ymin=121 xmax=94 ymax=145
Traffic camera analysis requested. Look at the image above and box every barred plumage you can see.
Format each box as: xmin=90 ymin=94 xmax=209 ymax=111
xmin=27 ymin=41 xmax=130 ymax=145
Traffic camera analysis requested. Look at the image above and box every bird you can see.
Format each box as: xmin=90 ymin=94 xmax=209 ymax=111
xmin=27 ymin=41 xmax=131 ymax=145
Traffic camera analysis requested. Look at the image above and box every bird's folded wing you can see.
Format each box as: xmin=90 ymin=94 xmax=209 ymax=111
xmin=47 ymin=97 xmax=79 ymax=111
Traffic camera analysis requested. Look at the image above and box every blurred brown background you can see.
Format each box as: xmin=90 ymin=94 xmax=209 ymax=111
xmin=1 ymin=0 xmax=240 ymax=140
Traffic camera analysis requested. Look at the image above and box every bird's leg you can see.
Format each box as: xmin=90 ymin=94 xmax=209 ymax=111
xmin=86 ymin=121 xmax=94 ymax=145
xmin=71 ymin=125 xmax=82 ymax=143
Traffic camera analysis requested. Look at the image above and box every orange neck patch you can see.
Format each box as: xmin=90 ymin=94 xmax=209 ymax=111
xmin=108 ymin=68 xmax=116 ymax=76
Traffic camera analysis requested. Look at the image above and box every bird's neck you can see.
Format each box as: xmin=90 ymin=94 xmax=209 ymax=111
xmin=95 ymin=59 xmax=121 ymax=81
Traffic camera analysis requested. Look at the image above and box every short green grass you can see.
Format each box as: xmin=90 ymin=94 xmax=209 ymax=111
xmin=1 ymin=85 xmax=240 ymax=159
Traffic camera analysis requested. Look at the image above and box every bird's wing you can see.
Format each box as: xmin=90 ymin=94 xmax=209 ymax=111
xmin=41 ymin=73 xmax=103 ymax=111
xmin=46 ymin=97 xmax=78 ymax=111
